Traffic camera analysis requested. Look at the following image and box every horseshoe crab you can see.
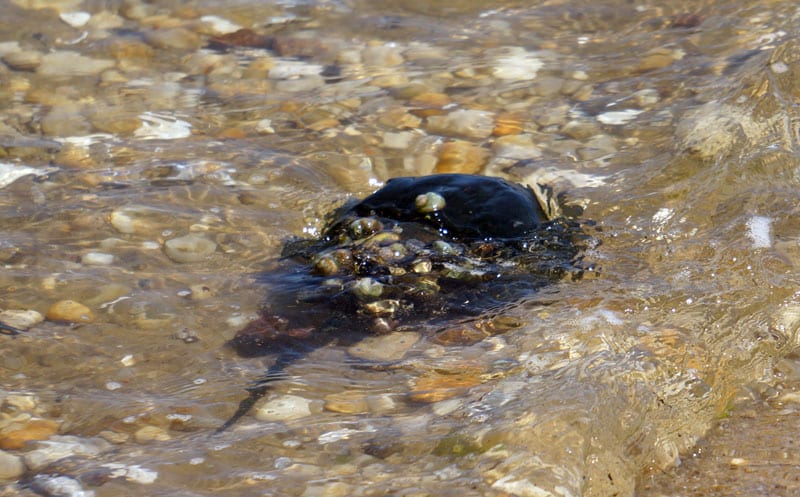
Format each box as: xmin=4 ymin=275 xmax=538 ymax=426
xmin=219 ymin=173 xmax=590 ymax=431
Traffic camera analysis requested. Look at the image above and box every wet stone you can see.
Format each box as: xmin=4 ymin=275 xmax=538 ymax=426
xmin=0 ymin=309 xmax=43 ymax=331
xmin=0 ymin=449 xmax=24 ymax=480
xmin=163 ymin=234 xmax=217 ymax=263
xmin=255 ymin=395 xmax=313 ymax=422
xmin=45 ymin=300 xmax=95 ymax=324
xmin=426 ymin=109 xmax=495 ymax=140
xmin=30 ymin=475 xmax=93 ymax=497
xmin=0 ymin=418 xmax=59 ymax=450
xmin=36 ymin=51 xmax=115 ymax=77
xmin=347 ymin=332 xmax=420 ymax=362
xmin=23 ymin=435 xmax=111 ymax=471
xmin=134 ymin=425 xmax=171 ymax=443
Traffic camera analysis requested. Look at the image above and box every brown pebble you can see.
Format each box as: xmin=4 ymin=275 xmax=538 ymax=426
xmin=46 ymin=300 xmax=95 ymax=324
xmin=0 ymin=419 xmax=59 ymax=449
xmin=207 ymin=28 xmax=271 ymax=50
xmin=409 ymin=371 xmax=483 ymax=403
xmin=324 ymin=391 xmax=370 ymax=414
xmin=432 ymin=326 xmax=490 ymax=346
xmin=492 ymin=112 xmax=525 ymax=136
xmin=434 ymin=140 xmax=490 ymax=174
xmin=671 ymin=13 xmax=703 ymax=28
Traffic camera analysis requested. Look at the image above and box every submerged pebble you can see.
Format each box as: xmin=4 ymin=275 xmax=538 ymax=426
xmin=255 ymin=395 xmax=313 ymax=422
xmin=0 ymin=449 xmax=24 ymax=480
xmin=0 ymin=309 xmax=44 ymax=331
xmin=31 ymin=474 xmax=95 ymax=497
xmin=0 ymin=418 xmax=59 ymax=450
xmin=45 ymin=300 xmax=95 ymax=324
xmin=24 ymin=435 xmax=110 ymax=471
xmin=163 ymin=234 xmax=217 ymax=263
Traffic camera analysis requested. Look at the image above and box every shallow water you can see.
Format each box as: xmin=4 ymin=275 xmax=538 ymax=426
xmin=2 ymin=1 xmax=800 ymax=496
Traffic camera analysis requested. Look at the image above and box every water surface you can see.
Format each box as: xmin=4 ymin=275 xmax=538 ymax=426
xmin=2 ymin=1 xmax=800 ymax=496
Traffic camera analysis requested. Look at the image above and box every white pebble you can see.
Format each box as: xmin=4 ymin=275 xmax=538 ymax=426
xmin=597 ymin=109 xmax=643 ymax=125
xmin=24 ymin=436 xmax=111 ymax=471
xmin=60 ymin=12 xmax=91 ymax=28
xmin=0 ymin=163 xmax=41 ymax=189
xmin=200 ymin=15 xmax=242 ymax=35
xmin=492 ymin=47 xmax=543 ymax=81
xmin=82 ymin=252 xmax=114 ymax=266
xmin=31 ymin=475 xmax=95 ymax=497
xmin=255 ymin=394 xmax=312 ymax=422
xmin=746 ymin=215 xmax=772 ymax=248
xmin=120 ymin=354 xmax=135 ymax=367
xmin=134 ymin=112 xmax=191 ymax=140
xmin=106 ymin=381 xmax=122 ymax=391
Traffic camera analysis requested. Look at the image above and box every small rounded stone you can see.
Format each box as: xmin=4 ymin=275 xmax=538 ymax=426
xmin=134 ymin=425 xmax=171 ymax=443
xmin=0 ymin=419 xmax=59 ymax=450
xmin=415 ymin=191 xmax=446 ymax=213
xmin=45 ymin=300 xmax=95 ymax=324
xmin=255 ymin=395 xmax=312 ymax=422
xmin=0 ymin=449 xmax=24 ymax=480
xmin=163 ymin=234 xmax=217 ymax=263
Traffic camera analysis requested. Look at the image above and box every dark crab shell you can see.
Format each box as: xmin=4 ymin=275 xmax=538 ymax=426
xmin=219 ymin=174 xmax=589 ymax=432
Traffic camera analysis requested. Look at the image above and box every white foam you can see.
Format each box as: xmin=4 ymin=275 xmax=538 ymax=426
xmin=746 ymin=215 xmax=772 ymax=248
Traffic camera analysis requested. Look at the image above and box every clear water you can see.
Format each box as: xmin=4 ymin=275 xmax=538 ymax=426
xmin=2 ymin=1 xmax=800 ymax=496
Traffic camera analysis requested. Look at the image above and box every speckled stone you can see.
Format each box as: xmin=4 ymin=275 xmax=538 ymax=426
xmin=255 ymin=394 xmax=313 ymax=422
xmin=45 ymin=300 xmax=95 ymax=324
xmin=163 ymin=234 xmax=217 ymax=263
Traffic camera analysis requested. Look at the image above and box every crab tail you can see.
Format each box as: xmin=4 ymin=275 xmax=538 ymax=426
xmin=215 ymin=352 xmax=296 ymax=433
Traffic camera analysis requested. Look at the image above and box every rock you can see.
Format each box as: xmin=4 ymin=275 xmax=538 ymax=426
xmin=0 ymin=309 xmax=44 ymax=331
xmin=163 ymin=234 xmax=217 ymax=263
xmin=30 ymin=474 xmax=95 ymax=497
xmin=324 ymin=391 xmax=370 ymax=414
xmin=302 ymin=481 xmax=353 ymax=497
xmin=347 ymin=332 xmax=420 ymax=362
xmin=275 ymin=75 xmax=326 ymax=93
xmin=596 ymin=109 xmax=643 ymax=125
xmin=2 ymin=50 xmax=42 ymax=71
xmin=434 ymin=140 xmax=490 ymax=174
xmin=81 ymin=252 xmax=114 ymax=266
xmin=577 ymin=134 xmax=618 ymax=161
xmin=59 ymin=11 xmax=91 ymax=28
xmin=408 ymin=370 xmax=483 ymax=403
xmin=362 ymin=44 xmax=404 ymax=67
xmin=45 ymin=300 xmax=95 ymax=324
xmin=37 ymin=51 xmax=115 ymax=77
xmin=0 ymin=418 xmax=59 ymax=450
xmin=134 ymin=425 xmax=171 ymax=443
xmin=561 ymin=120 xmax=601 ymax=140
xmin=382 ymin=131 xmax=416 ymax=150
xmin=492 ymin=113 xmax=525 ymax=136
xmin=23 ymin=435 xmax=111 ymax=471
xmin=254 ymin=394 xmax=312 ymax=422
xmin=426 ymin=109 xmax=495 ymax=139
xmin=144 ymin=28 xmax=202 ymax=50
xmin=134 ymin=112 xmax=192 ymax=140
xmin=0 ymin=449 xmax=24 ymax=480
xmin=41 ymin=104 xmax=92 ymax=137
xmin=492 ymin=47 xmax=544 ymax=81
xmin=492 ymin=134 xmax=542 ymax=160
